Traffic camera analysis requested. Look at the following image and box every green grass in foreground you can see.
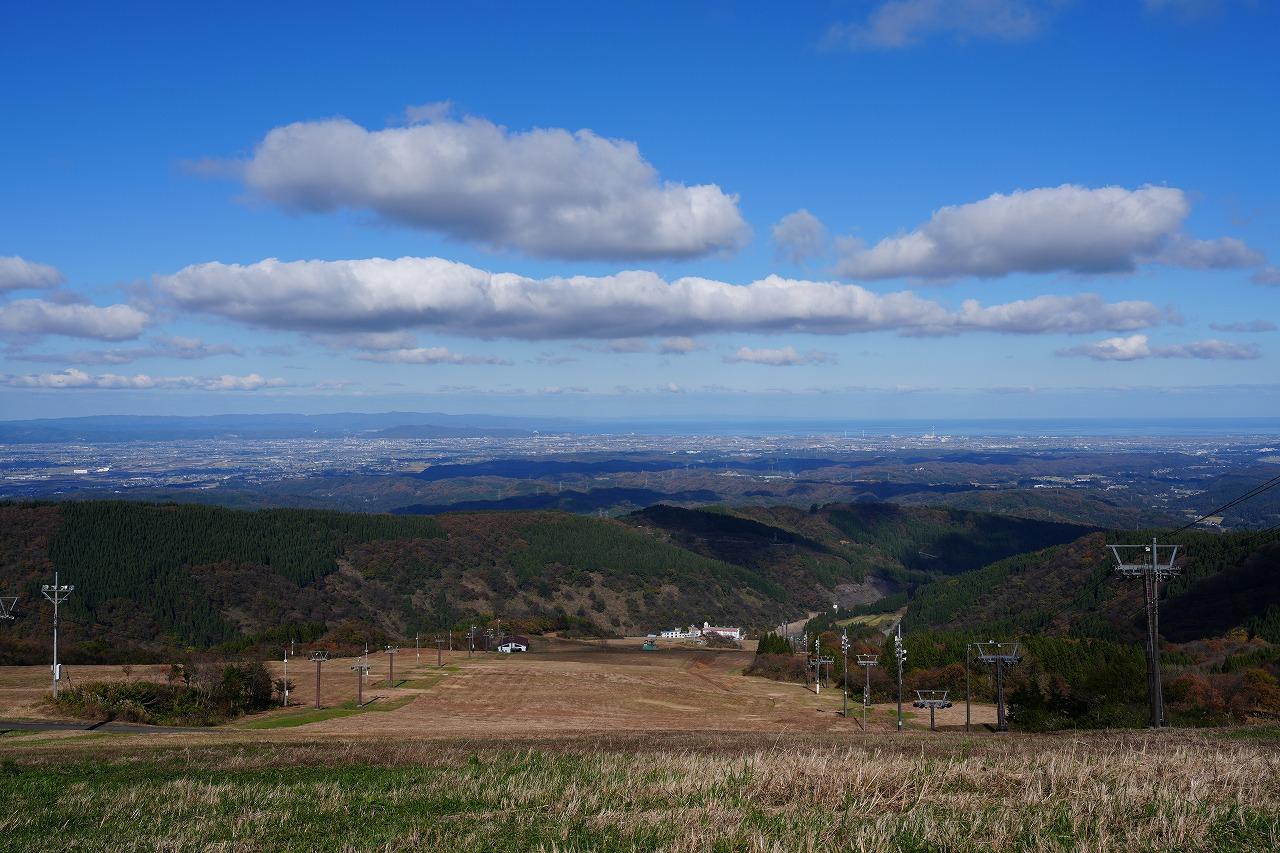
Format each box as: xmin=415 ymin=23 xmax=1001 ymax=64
xmin=237 ymin=696 xmax=415 ymax=730
xmin=0 ymin=734 xmax=1277 ymax=852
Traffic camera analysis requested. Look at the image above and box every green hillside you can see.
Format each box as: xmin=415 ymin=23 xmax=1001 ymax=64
xmin=0 ymin=501 xmax=791 ymax=660
xmin=894 ymin=487 xmax=1176 ymax=529
xmin=3 ymin=500 xmax=1270 ymax=670
xmin=901 ymin=529 xmax=1280 ymax=643
xmin=633 ymin=502 xmax=1095 ymax=615
xmin=0 ymin=498 xmax=1090 ymax=662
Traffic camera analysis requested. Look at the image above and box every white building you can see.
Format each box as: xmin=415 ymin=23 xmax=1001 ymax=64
xmin=497 ymin=635 xmax=529 ymax=653
xmin=701 ymin=621 xmax=741 ymax=640
xmin=657 ymin=622 xmax=742 ymax=640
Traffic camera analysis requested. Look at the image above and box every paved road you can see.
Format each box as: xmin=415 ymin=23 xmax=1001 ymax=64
xmin=0 ymin=718 xmax=210 ymax=734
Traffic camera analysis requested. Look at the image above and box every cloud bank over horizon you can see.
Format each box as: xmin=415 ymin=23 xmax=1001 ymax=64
xmin=155 ymin=255 xmax=1171 ymax=341
xmin=0 ymin=368 xmax=289 ymax=391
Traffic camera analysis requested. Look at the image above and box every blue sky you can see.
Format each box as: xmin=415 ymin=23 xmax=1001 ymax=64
xmin=2 ymin=0 xmax=1277 ymax=420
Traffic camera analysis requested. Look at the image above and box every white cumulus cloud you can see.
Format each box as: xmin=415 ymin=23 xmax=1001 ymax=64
xmin=834 ymin=184 xmax=1262 ymax=281
xmin=211 ymin=110 xmax=748 ymax=261
xmin=1058 ymin=334 xmax=1261 ymax=361
xmin=155 ymin=255 xmax=1168 ymax=340
xmin=725 ymin=346 xmax=837 ymax=366
xmin=203 ymin=373 xmax=288 ymax=391
xmin=0 ymin=299 xmax=151 ymax=341
xmin=0 ymin=256 xmax=64 ymax=291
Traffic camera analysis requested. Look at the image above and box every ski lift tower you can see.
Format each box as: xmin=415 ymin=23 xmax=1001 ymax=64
xmin=974 ymin=640 xmax=1022 ymax=732
xmin=384 ymin=645 xmax=399 ymax=688
xmin=351 ymin=659 xmax=371 ymax=707
xmin=1108 ymin=539 xmax=1180 ymax=728
xmin=912 ymin=689 xmax=952 ymax=731
xmin=310 ymin=650 xmax=329 ymax=710
xmin=856 ymin=653 xmax=879 ymax=729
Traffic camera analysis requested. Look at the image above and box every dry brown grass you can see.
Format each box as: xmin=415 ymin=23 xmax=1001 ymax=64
xmin=2 ymin=643 xmax=1277 ymax=850
xmin=3 ymin=728 xmax=1278 ymax=851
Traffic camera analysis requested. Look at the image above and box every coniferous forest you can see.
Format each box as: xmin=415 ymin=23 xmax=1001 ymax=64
xmin=1 ymin=497 xmax=1278 ymax=729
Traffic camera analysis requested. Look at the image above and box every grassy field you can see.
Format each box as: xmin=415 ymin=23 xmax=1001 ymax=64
xmin=1 ymin=642 xmax=1277 ymax=850
xmin=235 ymin=696 xmax=417 ymax=730
xmin=837 ymin=611 xmax=902 ymax=631
xmin=1 ymin=730 xmax=1277 ymax=851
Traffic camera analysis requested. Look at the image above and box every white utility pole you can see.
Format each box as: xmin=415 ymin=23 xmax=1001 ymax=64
xmin=41 ymin=573 xmax=74 ymax=697
xmin=814 ymin=635 xmax=820 ymax=695
xmin=856 ymin=653 xmax=879 ymax=731
xmin=894 ymin=623 xmax=906 ymax=733
xmin=840 ymin=629 xmax=849 ymax=719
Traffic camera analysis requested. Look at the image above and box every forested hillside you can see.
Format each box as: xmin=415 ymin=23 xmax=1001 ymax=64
xmin=3 ymin=500 xmax=1270 ymax=671
xmin=633 ymin=502 xmax=1094 ymax=608
xmin=901 ymin=529 xmax=1280 ymax=644
xmin=894 ymin=488 xmax=1176 ymax=529
xmin=0 ymin=499 xmax=1095 ymax=663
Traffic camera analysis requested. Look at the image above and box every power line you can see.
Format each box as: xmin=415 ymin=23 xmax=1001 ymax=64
xmin=1171 ymin=472 xmax=1280 ymax=536
xmin=1252 ymin=522 xmax=1280 ymax=542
